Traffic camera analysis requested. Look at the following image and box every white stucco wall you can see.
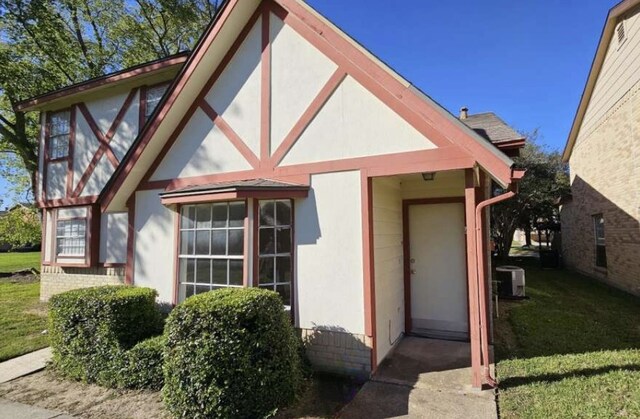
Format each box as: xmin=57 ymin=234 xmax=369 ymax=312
xmin=150 ymin=108 xmax=253 ymax=180
xmin=372 ymin=177 xmax=404 ymax=363
xmin=280 ymin=76 xmax=437 ymax=166
xmin=204 ymin=16 xmax=261 ymax=158
xmin=46 ymin=162 xmax=66 ymax=199
xmin=73 ymin=110 xmax=101 ymax=191
xmin=42 ymin=209 xmax=53 ymax=263
xmin=401 ymin=170 xmax=465 ymax=199
xmin=133 ymin=189 xmax=176 ymax=302
xmin=58 ymin=206 xmax=87 ymax=219
xmin=295 ymin=171 xmax=364 ymax=334
xmin=81 ymin=153 xmax=116 ymax=197
xmin=110 ymin=92 xmax=140 ymax=161
xmin=100 ymin=212 xmax=128 ymax=264
xmin=269 ymin=12 xmax=337 ymax=153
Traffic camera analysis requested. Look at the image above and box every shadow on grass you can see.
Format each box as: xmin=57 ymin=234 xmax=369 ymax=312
xmin=494 ymin=256 xmax=640 ymax=361
xmin=499 ymin=364 xmax=640 ymax=389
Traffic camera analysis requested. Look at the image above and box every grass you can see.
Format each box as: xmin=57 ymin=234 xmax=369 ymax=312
xmin=495 ymin=257 xmax=640 ymax=418
xmin=0 ymin=251 xmax=41 ymax=273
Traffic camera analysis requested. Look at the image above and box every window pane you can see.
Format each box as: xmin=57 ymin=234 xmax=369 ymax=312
xmin=228 ymin=230 xmax=244 ymax=255
xmin=259 ymin=201 xmax=275 ymax=226
xmin=276 ymin=200 xmax=291 ymax=226
xmin=276 ymin=228 xmax=291 ymax=254
xmin=56 ymin=219 xmax=86 ymax=256
xmin=276 ymin=284 xmax=291 ymax=306
xmin=195 ymin=259 xmax=211 ymax=284
xmin=50 ymin=111 xmax=70 ymax=135
xmin=229 ymin=202 xmax=245 ymax=227
xmin=185 ymin=283 xmax=195 ymax=299
xmin=180 ymin=231 xmax=194 ymax=255
xmin=259 ymin=257 xmax=274 ymax=284
xmin=212 ymin=203 xmax=227 ymax=228
xmin=196 ymin=205 xmax=211 ymax=229
xmin=276 ymin=256 xmax=291 ymax=283
xmin=211 ymin=230 xmax=226 ymax=255
xmin=195 ymin=285 xmax=210 ymax=296
xmin=259 ymin=228 xmax=275 ymax=254
xmin=180 ymin=258 xmax=195 ymax=283
xmin=229 ymin=260 xmax=243 ymax=286
xmin=212 ymin=260 xmax=227 ymax=285
xmin=195 ymin=230 xmax=210 ymax=255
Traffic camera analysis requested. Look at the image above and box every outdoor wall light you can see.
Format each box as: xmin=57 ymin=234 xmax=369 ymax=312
xmin=421 ymin=172 xmax=436 ymax=181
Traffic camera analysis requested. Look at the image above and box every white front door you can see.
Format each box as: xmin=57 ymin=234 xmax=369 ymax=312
xmin=409 ymin=202 xmax=468 ymax=340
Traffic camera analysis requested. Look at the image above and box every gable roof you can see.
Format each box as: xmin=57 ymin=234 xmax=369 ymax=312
xmin=100 ymin=0 xmax=520 ymax=212
xmin=461 ymin=112 xmax=524 ymax=145
xmin=15 ymin=52 xmax=189 ymax=112
xmin=563 ymin=0 xmax=640 ymax=162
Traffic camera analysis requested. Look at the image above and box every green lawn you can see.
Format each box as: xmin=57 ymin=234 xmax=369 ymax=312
xmin=495 ymin=258 xmax=640 ymax=418
xmin=0 ymin=251 xmax=41 ymax=273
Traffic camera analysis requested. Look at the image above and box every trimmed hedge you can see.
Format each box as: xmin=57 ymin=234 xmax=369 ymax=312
xmin=118 ymin=335 xmax=166 ymax=390
xmin=163 ymin=288 xmax=303 ymax=418
xmin=49 ymin=286 xmax=163 ymax=388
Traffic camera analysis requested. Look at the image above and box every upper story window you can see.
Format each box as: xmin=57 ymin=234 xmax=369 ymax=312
xmin=258 ymin=200 xmax=293 ymax=307
xmin=48 ymin=110 xmax=71 ymax=160
xmin=178 ymin=202 xmax=246 ymax=301
xmin=145 ymin=84 xmax=169 ymax=121
xmin=56 ymin=219 xmax=86 ymax=256
xmin=593 ymin=214 xmax=607 ymax=268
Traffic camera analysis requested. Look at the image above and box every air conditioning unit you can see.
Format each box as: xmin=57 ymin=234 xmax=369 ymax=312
xmin=496 ymin=266 xmax=526 ymax=298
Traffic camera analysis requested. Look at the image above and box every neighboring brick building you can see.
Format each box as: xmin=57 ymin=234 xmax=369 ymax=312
xmin=562 ymin=0 xmax=640 ymax=295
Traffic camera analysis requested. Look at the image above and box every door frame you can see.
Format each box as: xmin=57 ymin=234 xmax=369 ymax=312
xmin=402 ymin=196 xmax=466 ymax=334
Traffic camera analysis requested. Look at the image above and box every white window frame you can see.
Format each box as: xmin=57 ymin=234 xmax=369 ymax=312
xmin=177 ymin=201 xmax=246 ymax=301
xmin=56 ymin=219 xmax=87 ymax=257
xmin=593 ymin=214 xmax=607 ymax=268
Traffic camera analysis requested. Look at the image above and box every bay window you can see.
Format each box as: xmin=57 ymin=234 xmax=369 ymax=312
xmin=56 ymin=219 xmax=86 ymax=256
xmin=178 ymin=201 xmax=246 ymax=301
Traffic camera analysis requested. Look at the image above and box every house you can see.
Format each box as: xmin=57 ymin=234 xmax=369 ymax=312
xmin=561 ymin=0 xmax=640 ymax=295
xmin=17 ymin=0 xmax=524 ymax=387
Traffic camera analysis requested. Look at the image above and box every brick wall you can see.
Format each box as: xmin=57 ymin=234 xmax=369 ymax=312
xmin=40 ymin=265 xmax=125 ymax=301
xmin=562 ymin=80 xmax=640 ymax=295
xmin=299 ymin=328 xmax=372 ymax=378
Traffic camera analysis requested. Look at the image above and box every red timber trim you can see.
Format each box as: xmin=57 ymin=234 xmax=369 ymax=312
xmin=42 ymin=111 xmax=51 ymax=201
xmin=139 ymin=85 xmax=147 ymax=133
xmin=360 ymin=171 xmax=377 ymax=372
xmin=16 ymin=53 xmax=188 ymax=112
xmin=73 ymin=89 xmax=138 ymax=197
xmin=140 ymin=147 xmax=472 ymax=192
xmin=102 ymin=0 xmax=251 ymax=211
xmin=160 ymin=188 xmax=308 ymax=206
xmin=125 ymin=195 xmax=136 ymax=285
xmin=89 ymin=204 xmax=100 ymax=267
xmin=49 ymin=209 xmax=57 ymax=265
xmin=134 ymin=4 xmax=264 ymax=193
xmin=260 ymin=6 xmax=271 ymax=162
xmin=37 ymin=195 xmax=98 ymax=209
xmin=172 ymin=204 xmax=181 ymax=305
xmin=401 ymin=197 xmax=465 ymax=333
xmin=243 ymin=201 xmax=250 ymax=287
xmin=273 ymin=0 xmax=513 ymax=184
xmin=199 ymin=100 xmax=261 ymax=168
xmin=464 ymin=169 xmax=482 ymax=388
xmin=269 ymin=68 xmax=347 ymax=166
xmin=36 ymin=112 xmax=45 ymax=202
xmin=66 ymin=106 xmax=77 ymax=197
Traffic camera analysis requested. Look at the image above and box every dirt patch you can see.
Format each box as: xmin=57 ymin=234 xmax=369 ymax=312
xmin=0 ymin=271 xmax=39 ymax=283
xmin=0 ymin=370 xmax=168 ymax=419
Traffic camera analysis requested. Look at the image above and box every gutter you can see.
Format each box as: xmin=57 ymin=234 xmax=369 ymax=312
xmin=474 ymin=172 xmax=522 ymax=387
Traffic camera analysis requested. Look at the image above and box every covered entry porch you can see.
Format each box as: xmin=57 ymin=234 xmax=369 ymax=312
xmin=365 ymin=167 xmax=502 ymax=388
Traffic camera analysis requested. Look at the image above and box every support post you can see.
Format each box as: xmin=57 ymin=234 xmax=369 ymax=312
xmin=465 ymin=169 xmax=482 ymax=388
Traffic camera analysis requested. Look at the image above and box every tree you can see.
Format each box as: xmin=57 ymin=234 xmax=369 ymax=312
xmin=0 ymin=0 xmax=221 ymax=201
xmin=491 ymin=130 xmax=570 ymax=260
xmin=0 ymin=205 xmax=41 ymax=248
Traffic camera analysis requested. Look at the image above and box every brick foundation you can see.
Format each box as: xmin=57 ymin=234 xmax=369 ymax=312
xmin=299 ymin=328 xmax=372 ymax=377
xmin=40 ymin=265 xmax=125 ymax=301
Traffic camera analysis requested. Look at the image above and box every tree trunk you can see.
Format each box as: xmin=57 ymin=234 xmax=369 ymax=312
xmin=524 ymin=225 xmax=532 ymax=247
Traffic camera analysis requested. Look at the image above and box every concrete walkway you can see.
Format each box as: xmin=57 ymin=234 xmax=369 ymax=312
xmin=0 ymin=399 xmax=73 ymax=419
xmin=0 ymin=348 xmax=52 ymax=384
xmin=340 ymin=337 xmax=497 ymax=418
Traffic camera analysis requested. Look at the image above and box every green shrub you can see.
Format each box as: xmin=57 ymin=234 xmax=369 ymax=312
xmin=48 ymin=286 xmax=163 ymax=387
xmin=119 ymin=335 xmax=165 ymax=390
xmin=163 ymin=288 xmax=303 ymax=418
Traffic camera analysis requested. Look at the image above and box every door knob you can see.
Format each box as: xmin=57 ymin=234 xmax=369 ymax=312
xmin=411 ymin=269 xmax=417 ymax=274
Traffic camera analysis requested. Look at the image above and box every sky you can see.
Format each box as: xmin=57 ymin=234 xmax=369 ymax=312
xmin=0 ymin=0 xmax=616 ymax=207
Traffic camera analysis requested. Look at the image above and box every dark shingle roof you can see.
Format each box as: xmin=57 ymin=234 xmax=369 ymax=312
xmin=461 ymin=112 xmax=524 ymax=144
xmin=161 ymin=179 xmax=308 ymax=196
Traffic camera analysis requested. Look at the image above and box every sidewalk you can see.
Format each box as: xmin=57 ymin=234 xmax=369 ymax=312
xmin=0 ymin=347 xmax=52 ymax=384
xmin=0 ymin=399 xmax=73 ymax=419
